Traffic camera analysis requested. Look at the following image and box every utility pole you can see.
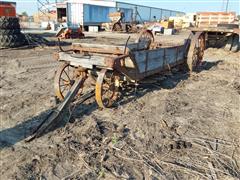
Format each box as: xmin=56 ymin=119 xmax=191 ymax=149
xmin=222 ymin=0 xmax=230 ymax=12
xmin=225 ymin=0 xmax=229 ymax=12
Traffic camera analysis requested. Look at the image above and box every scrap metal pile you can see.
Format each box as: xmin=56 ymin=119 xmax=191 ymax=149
xmin=105 ymin=11 xmax=142 ymax=33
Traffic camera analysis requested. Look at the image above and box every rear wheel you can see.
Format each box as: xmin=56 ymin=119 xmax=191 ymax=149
xmin=95 ymin=69 xmax=119 ymax=108
xmin=187 ymin=32 xmax=206 ymax=72
xmin=136 ymin=29 xmax=154 ymax=44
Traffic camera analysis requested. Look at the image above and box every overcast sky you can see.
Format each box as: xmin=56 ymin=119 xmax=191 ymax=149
xmin=2 ymin=0 xmax=240 ymax=15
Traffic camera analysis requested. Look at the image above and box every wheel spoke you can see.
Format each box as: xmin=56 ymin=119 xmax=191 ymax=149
xmin=60 ymin=77 xmax=69 ymax=82
xmin=61 ymin=86 xmax=68 ymax=93
xmin=63 ymin=70 xmax=71 ymax=82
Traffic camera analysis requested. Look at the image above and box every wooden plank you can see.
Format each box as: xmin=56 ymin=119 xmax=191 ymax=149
xmin=72 ymin=41 xmax=150 ymax=55
xmin=127 ymin=41 xmax=151 ymax=51
xmin=72 ymin=43 xmax=125 ymax=55
xmin=58 ymin=52 xmax=112 ymax=69
xmin=73 ymin=43 xmax=124 ymax=50
xmin=133 ymin=51 xmax=147 ymax=73
xmin=190 ymin=27 xmax=235 ymax=33
xmin=197 ymin=12 xmax=236 ymax=16
xmin=196 ymin=12 xmax=236 ymax=28
xmin=177 ymin=45 xmax=185 ymax=61
xmin=72 ymin=46 xmax=124 ymax=55
xmin=132 ymin=45 xmax=185 ymax=73
xmin=147 ymin=49 xmax=164 ymax=71
xmin=165 ymin=47 xmax=178 ymax=64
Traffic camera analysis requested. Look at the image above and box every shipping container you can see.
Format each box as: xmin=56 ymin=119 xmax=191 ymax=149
xmin=67 ymin=2 xmax=83 ymax=27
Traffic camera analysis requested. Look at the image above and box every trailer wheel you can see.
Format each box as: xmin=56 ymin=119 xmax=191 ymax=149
xmin=95 ymin=69 xmax=119 ymax=108
xmin=187 ymin=32 xmax=205 ymax=72
xmin=54 ymin=63 xmax=86 ymax=101
xmin=231 ymin=34 xmax=239 ymax=52
xmin=224 ymin=35 xmax=233 ymax=51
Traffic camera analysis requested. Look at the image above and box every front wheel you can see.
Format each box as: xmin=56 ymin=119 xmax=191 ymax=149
xmin=54 ymin=63 xmax=86 ymax=101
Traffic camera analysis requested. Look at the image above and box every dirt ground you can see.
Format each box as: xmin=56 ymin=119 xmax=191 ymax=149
xmin=0 ymin=31 xmax=240 ymax=179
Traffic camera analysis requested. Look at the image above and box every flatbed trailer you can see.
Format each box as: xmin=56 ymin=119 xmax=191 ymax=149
xmin=191 ymin=26 xmax=239 ymax=52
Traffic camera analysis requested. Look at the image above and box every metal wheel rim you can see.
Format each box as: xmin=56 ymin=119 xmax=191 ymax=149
xmin=95 ymin=69 xmax=118 ymax=108
xmin=54 ymin=63 xmax=84 ymax=100
xmin=136 ymin=30 xmax=154 ymax=44
xmin=187 ymin=32 xmax=205 ymax=72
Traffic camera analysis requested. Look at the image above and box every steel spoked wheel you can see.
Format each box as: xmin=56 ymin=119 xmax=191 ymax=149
xmin=95 ymin=69 xmax=119 ymax=108
xmin=136 ymin=29 xmax=154 ymax=44
xmin=54 ymin=63 xmax=86 ymax=100
xmin=187 ymin=32 xmax=206 ymax=72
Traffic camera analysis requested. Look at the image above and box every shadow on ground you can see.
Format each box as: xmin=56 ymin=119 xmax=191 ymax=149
xmin=0 ymin=60 xmax=221 ymax=149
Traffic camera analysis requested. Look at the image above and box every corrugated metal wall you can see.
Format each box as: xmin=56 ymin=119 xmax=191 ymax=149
xmin=83 ymin=4 xmax=116 ymax=25
xmin=119 ymin=8 xmax=133 ymax=22
xmin=116 ymin=2 xmax=185 ymax=22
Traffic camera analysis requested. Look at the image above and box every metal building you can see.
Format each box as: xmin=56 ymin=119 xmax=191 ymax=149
xmin=56 ymin=0 xmax=185 ymax=27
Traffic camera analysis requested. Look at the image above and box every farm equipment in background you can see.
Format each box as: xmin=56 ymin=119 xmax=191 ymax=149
xmin=191 ymin=12 xmax=239 ymax=52
xmin=26 ymin=30 xmax=207 ymax=141
xmin=56 ymin=26 xmax=85 ymax=39
xmin=108 ymin=11 xmax=142 ymax=33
